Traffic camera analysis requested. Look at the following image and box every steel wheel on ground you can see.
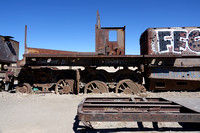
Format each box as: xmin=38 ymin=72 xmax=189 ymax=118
xmin=55 ymin=79 xmax=74 ymax=94
xmin=84 ymin=80 xmax=108 ymax=94
xmin=16 ymin=83 xmax=32 ymax=94
xmin=115 ymin=79 xmax=141 ymax=95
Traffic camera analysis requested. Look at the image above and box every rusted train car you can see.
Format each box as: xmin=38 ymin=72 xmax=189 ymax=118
xmin=5 ymin=11 xmax=200 ymax=94
xmin=0 ymin=36 xmax=19 ymax=91
xmin=141 ymin=27 xmax=200 ymax=91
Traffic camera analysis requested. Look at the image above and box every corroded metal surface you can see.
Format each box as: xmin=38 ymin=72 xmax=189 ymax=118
xmin=95 ymin=11 xmax=125 ymax=55
xmin=0 ymin=36 xmax=19 ymax=63
xmin=26 ymin=47 xmax=95 ymax=55
xmin=78 ymin=97 xmax=200 ymax=129
xmin=140 ymin=27 xmax=200 ymax=55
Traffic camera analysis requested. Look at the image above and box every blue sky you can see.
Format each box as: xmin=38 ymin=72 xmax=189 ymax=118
xmin=1 ymin=0 xmax=200 ymax=59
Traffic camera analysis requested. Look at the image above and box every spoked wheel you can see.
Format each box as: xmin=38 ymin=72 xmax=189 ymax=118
xmin=84 ymin=80 xmax=108 ymax=94
xmin=55 ymin=79 xmax=74 ymax=94
xmin=115 ymin=79 xmax=141 ymax=95
xmin=16 ymin=83 xmax=32 ymax=94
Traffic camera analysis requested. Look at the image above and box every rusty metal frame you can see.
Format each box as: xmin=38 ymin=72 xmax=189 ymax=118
xmin=78 ymin=97 xmax=200 ymax=128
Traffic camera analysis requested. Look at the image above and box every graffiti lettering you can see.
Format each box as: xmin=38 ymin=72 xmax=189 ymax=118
xmin=157 ymin=29 xmax=200 ymax=53
xmin=188 ymin=30 xmax=200 ymax=52
xmin=173 ymin=31 xmax=187 ymax=52
xmin=158 ymin=31 xmax=171 ymax=52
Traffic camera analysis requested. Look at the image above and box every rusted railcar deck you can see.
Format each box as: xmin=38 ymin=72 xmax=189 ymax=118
xmin=77 ymin=97 xmax=200 ymax=129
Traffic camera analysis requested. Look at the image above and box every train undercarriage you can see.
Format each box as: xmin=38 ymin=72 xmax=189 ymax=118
xmin=14 ymin=66 xmax=145 ymax=95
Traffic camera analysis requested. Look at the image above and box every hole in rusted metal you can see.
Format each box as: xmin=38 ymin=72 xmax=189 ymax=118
xmin=155 ymin=82 xmax=165 ymax=88
xmin=176 ymin=82 xmax=188 ymax=86
xmin=109 ymin=31 xmax=117 ymax=41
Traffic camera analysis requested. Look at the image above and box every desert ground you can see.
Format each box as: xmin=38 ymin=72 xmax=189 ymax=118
xmin=0 ymin=91 xmax=200 ymax=133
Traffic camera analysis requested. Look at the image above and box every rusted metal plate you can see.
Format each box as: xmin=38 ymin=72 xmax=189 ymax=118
xmin=26 ymin=47 xmax=96 ymax=55
xmin=149 ymin=67 xmax=200 ymax=81
xmin=95 ymin=11 xmax=125 ymax=55
xmin=78 ymin=97 xmax=200 ymax=128
xmin=140 ymin=27 xmax=200 ymax=55
xmin=0 ymin=36 xmax=19 ymax=63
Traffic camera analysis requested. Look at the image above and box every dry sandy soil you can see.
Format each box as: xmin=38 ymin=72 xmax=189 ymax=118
xmin=0 ymin=91 xmax=200 ymax=133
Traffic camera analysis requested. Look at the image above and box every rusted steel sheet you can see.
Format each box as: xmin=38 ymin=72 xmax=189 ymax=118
xmin=95 ymin=11 xmax=125 ymax=55
xmin=78 ymin=97 xmax=200 ymax=128
xmin=0 ymin=36 xmax=19 ymax=63
xmin=149 ymin=67 xmax=200 ymax=81
xmin=26 ymin=47 xmax=95 ymax=55
xmin=140 ymin=27 xmax=200 ymax=55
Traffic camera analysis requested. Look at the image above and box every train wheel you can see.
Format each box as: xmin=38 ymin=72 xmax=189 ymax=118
xmin=115 ymin=79 xmax=140 ymax=95
xmin=16 ymin=83 xmax=32 ymax=94
xmin=55 ymin=79 xmax=74 ymax=94
xmin=84 ymin=80 xmax=108 ymax=94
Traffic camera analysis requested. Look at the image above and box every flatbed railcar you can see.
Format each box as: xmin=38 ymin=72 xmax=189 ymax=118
xmin=4 ymin=11 xmax=200 ymax=94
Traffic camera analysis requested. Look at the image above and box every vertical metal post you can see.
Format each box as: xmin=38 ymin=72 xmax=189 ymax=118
xmin=96 ymin=10 xmax=101 ymax=29
xmin=24 ymin=25 xmax=27 ymax=54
